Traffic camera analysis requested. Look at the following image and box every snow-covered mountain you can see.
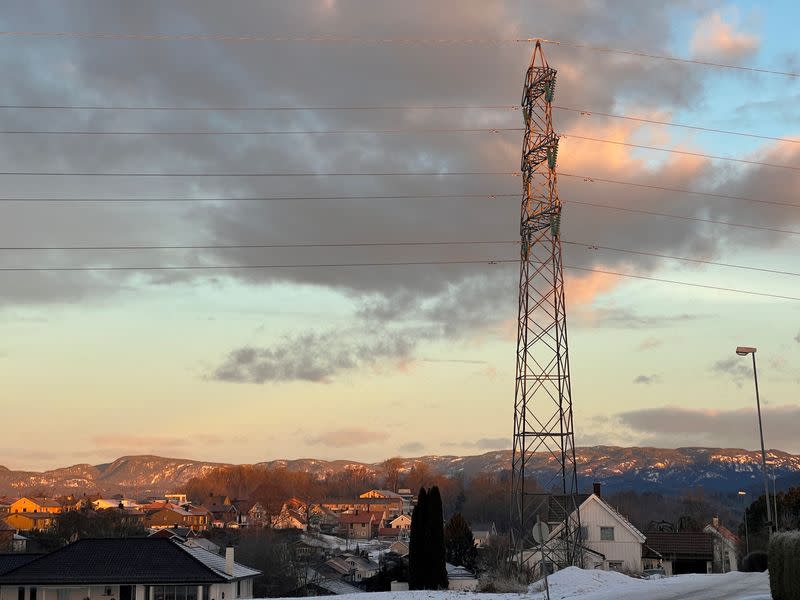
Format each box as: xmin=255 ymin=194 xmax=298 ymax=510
xmin=1 ymin=446 xmax=798 ymax=496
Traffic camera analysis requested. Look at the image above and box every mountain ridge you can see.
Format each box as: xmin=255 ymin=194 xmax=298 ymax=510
xmin=1 ymin=445 xmax=798 ymax=497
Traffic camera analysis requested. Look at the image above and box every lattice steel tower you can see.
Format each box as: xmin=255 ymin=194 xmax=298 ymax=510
xmin=510 ymin=41 xmax=582 ymax=570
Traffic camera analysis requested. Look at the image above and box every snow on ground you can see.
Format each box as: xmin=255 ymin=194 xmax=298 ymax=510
xmin=271 ymin=566 xmax=771 ymax=600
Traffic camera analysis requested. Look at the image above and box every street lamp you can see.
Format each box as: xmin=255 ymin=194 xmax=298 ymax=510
xmin=738 ymin=491 xmax=750 ymax=555
xmin=735 ymin=346 xmax=773 ymax=533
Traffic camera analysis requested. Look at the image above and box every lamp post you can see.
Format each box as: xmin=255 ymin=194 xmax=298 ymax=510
xmin=735 ymin=346 xmax=773 ymax=533
xmin=738 ymin=490 xmax=750 ymax=555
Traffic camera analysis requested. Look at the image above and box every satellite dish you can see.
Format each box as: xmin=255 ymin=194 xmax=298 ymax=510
xmin=532 ymin=519 xmax=550 ymax=544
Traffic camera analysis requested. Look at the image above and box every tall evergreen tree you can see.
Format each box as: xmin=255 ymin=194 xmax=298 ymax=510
xmin=444 ymin=512 xmax=477 ymax=571
xmin=409 ymin=487 xmax=428 ymax=590
xmin=426 ymin=486 xmax=449 ymax=590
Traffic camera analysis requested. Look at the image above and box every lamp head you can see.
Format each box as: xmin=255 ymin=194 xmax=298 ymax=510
xmin=736 ymin=346 xmax=757 ymax=356
xmin=738 ymin=491 xmax=746 ymax=496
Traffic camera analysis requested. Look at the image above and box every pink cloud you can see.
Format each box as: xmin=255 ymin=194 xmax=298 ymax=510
xmin=308 ymin=428 xmax=389 ymax=448
xmin=691 ymin=10 xmax=760 ymax=60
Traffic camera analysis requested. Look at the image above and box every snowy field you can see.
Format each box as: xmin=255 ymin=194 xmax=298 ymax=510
xmin=277 ymin=567 xmax=771 ymax=600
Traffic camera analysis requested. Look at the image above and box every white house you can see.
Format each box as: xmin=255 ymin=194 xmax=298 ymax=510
xmin=0 ymin=538 xmax=260 ymax=600
xmin=529 ymin=485 xmax=646 ymax=574
xmin=703 ymin=517 xmax=740 ymax=573
xmin=389 ymin=514 xmax=411 ymax=531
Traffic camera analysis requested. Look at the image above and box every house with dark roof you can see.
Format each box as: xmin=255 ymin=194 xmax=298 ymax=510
xmin=0 ymin=538 xmax=260 ymax=600
xmin=704 ymin=517 xmax=740 ymax=573
xmin=644 ymin=531 xmax=714 ymax=576
xmin=527 ymin=484 xmax=647 ymax=574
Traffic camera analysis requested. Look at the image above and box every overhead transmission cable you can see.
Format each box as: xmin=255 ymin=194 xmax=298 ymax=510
xmin=0 ymin=260 xmax=795 ymax=302
xmin=1 ymin=102 xmax=796 ymax=145
xmin=0 ymin=31 xmax=795 ymax=77
xmin=2 ymin=239 xmax=798 ymax=278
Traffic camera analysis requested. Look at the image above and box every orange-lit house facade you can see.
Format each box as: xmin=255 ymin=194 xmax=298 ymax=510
xmin=9 ymin=497 xmax=63 ymax=515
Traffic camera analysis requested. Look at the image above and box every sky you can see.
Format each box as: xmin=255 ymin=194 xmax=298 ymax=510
xmin=0 ymin=0 xmax=799 ymax=471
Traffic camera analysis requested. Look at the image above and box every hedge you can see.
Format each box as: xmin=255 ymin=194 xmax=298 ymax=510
xmin=769 ymin=531 xmax=800 ymax=600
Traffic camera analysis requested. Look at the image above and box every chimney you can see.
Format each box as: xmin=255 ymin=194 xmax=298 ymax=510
xmin=712 ymin=516 xmax=719 ymax=528
xmin=225 ymin=547 xmax=234 ymax=576
xmin=593 ymin=482 xmax=602 ymax=498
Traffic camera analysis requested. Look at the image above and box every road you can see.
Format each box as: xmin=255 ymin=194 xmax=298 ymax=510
xmin=604 ymin=571 xmax=771 ymax=600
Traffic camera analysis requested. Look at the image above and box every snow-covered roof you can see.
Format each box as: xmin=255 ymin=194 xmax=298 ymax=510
xmin=178 ymin=545 xmax=261 ymax=581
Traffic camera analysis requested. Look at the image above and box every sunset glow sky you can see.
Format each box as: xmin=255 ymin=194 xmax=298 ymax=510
xmin=1 ymin=0 xmax=799 ymax=470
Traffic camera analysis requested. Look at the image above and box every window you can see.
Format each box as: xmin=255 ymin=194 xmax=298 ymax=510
xmin=600 ymin=527 xmax=615 ymax=541
xmin=236 ymin=582 xmax=241 ymax=598
xmin=30 ymin=589 xmax=37 ymax=600
xmin=608 ymin=561 xmax=624 ymax=572
xmin=18 ymin=587 xmax=25 ymax=600
xmin=57 ymin=590 xmax=71 ymax=600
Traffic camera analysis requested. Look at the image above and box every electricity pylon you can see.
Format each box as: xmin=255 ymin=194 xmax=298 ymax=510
xmin=510 ymin=40 xmax=582 ymax=572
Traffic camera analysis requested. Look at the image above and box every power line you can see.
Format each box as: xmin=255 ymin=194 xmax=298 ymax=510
xmin=0 ymin=172 xmax=795 ymax=213
xmin=0 ymin=258 xmax=795 ymax=301
xmin=563 ymin=134 xmax=800 ymax=173
xmin=3 ymin=238 xmax=798 ymax=278
xmin=0 ymin=193 xmax=519 ymax=203
xmin=0 ymin=31 xmax=795 ymax=77
xmin=559 ymin=173 xmax=800 ymax=210
xmin=1 ymin=102 xmax=796 ymax=146
xmin=0 ymin=103 xmax=519 ymax=111
xmin=565 ymin=199 xmax=800 ymax=237
xmin=555 ymin=106 xmax=800 ymax=145
xmin=0 ymin=135 xmax=796 ymax=175
xmin=0 ymin=170 xmax=516 ymax=178
xmin=0 ymin=127 xmax=523 ymax=136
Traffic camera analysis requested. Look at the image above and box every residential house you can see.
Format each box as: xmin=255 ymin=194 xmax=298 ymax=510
xmin=321 ymin=554 xmax=379 ymax=584
xmin=389 ymin=514 xmax=411 ymax=531
xmin=529 ymin=484 xmax=647 ymax=574
xmin=396 ymin=489 xmax=415 ymax=514
xmin=272 ymin=508 xmax=307 ymax=531
xmin=378 ymin=527 xmax=401 ymax=540
xmin=93 ymin=498 xmax=140 ymax=510
xmin=389 ymin=541 xmax=409 ymax=556
xmin=644 ymin=532 xmax=713 ymax=575
xmin=338 ymin=512 xmax=374 ymax=540
xmin=322 ymin=497 xmax=403 ymax=515
xmin=359 ymin=490 xmax=402 ymax=500
xmin=3 ymin=512 xmax=58 ymax=532
xmin=146 ymin=505 xmax=209 ymax=531
xmin=0 ymin=538 xmax=261 ymax=600
xmin=0 ymin=498 xmax=13 ymax=517
xmin=0 ymin=521 xmax=14 ymax=552
xmin=202 ymin=496 xmax=239 ymax=527
xmin=704 ymin=517 xmax=740 ymax=573
xmin=446 ymin=564 xmax=478 ymax=591
xmin=9 ymin=498 xmax=63 ymax=515
xmin=471 ymin=522 xmax=498 ymax=548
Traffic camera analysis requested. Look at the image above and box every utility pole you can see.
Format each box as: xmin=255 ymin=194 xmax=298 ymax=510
xmin=511 ymin=40 xmax=582 ymax=571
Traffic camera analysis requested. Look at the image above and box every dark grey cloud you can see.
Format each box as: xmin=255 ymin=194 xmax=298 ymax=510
xmin=617 ymin=405 xmax=800 ymax=452
xmin=711 ymin=357 xmax=753 ymax=384
xmin=212 ymin=326 xmax=427 ymax=383
xmin=633 ymin=374 xmax=661 ymax=385
xmin=0 ymin=1 xmax=791 ymax=378
xmin=794 ymin=331 xmax=800 ymax=344
xmin=399 ymin=442 xmax=425 ymax=454
xmin=588 ymin=307 xmax=710 ymax=329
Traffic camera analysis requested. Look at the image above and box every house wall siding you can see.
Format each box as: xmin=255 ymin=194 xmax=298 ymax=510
xmin=579 ymin=498 xmax=643 ymax=574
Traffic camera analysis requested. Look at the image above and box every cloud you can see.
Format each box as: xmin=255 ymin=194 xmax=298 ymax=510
xmin=690 ymin=10 xmax=760 ymax=60
xmin=582 ymin=307 xmax=709 ymax=329
xmin=92 ymin=435 xmax=186 ymax=448
xmin=795 ymin=331 xmax=800 ymax=344
xmin=212 ymin=327 xmax=426 ymax=383
xmin=616 ymin=405 xmax=800 ymax=452
xmin=308 ymin=428 xmax=389 ymax=448
xmin=399 ymin=442 xmax=425 ymax=454
xmin=637 ymin=337 xmax=662 ymax=351
xmin=444 ymin=437 xmax=511 ymax=450
xmin=711 ymin=357 xmax=753 ymax=384
xmin=633 ymin=374 xmax=661 ymax=385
